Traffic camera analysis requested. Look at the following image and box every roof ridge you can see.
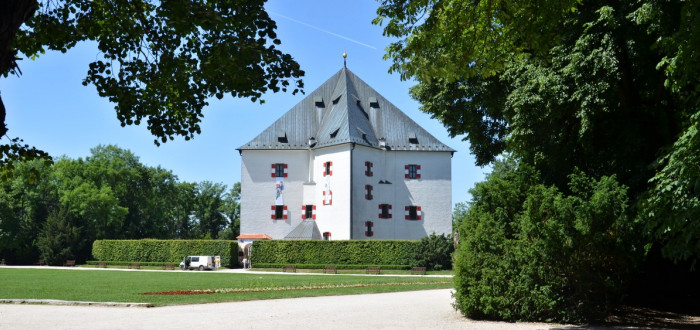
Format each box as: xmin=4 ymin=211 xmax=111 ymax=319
xmin=342 ymin=69 xmax=379 ymax=148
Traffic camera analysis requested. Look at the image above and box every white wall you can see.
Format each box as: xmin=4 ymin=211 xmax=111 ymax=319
xmin=311 ymin=145 xmax=352 ymax=239
xmin=240 ymin=150 xmax=310 ymax=239
xmin=351 ymin=145 xmax=452 ymax=240
xmin=241 ymin=145 xmax=452 ymax=241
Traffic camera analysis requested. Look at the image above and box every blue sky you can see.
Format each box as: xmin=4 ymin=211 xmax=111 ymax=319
xmin=0 ymin=0 xmax=489 ymax=206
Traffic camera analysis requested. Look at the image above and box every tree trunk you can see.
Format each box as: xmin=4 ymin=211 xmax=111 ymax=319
xmin=0 ymin=0 xmax=38 ymax=138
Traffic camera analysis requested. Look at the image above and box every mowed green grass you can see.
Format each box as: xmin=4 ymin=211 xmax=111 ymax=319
xmin=0 ymin=268 xmax=452 ymax=306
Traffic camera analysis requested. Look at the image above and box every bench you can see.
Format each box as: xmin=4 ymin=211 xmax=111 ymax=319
xmin=128 ymin=263 xmax=141 ymax=269
xmin=411 ymin=267 xmax=427 ymax=275
xmin=366 ymin=266 xmax=381 ymax=275
xmin=95 ymin=261 xmax=107 ymax=268
xmin=324 ymin=266 xmax=337 ymax=274
xmin=282 ymin=265 xmax=296 ymax=273
xmin=163 ymin=263 xmax=175 ymax=270
xmin=64 ymin=260 xmax=76 ymax=267
xmin=37 ymin=259 xmax=46 ymax=266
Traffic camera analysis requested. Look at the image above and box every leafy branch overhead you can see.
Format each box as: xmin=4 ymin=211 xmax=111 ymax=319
xmin=5 ymin=0 xmax=304 ymax=146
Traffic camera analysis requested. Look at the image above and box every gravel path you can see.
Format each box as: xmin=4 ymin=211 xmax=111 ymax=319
xmin=0 ymin=289 xmax=573 ymax=330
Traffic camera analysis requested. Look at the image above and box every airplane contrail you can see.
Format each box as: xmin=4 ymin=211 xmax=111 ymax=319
xmin=269 ymin=11 xmax=377 ymax=50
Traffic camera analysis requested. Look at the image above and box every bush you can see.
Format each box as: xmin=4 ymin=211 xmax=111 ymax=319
xmin=85 ymin=260 xmax=175 ymax=267
xmin=412 ymin=233 xmax=454 ymax=270
xmin=251 ymin=240 xmax=420 ymax=267
xmin=453 ymin=160 xmax=642 ymax=322
xmin=92 ymin=239 xmax=238 ymax=267
xmin=252 ymin=263 xmax=411 ymax=270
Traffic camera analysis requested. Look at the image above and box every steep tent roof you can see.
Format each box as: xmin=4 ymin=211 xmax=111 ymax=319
xmin=284 ymin=220 xmax=322 ymax=240
xmin=237 ymin=68 xmax=454 ymax=152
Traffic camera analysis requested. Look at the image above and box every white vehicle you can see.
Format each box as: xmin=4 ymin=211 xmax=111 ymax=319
xmin=180 ymin=256 xmax=216 ymax=271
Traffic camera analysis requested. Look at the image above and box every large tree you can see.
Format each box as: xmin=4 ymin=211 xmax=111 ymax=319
xmin=375 ymin=0 xmax=699 ymax=263
xmin=1 ymin=0 xmax=304 ymax=171
xmin=194 ymin=181 xmax=227 ymax=239
xmin=375 ymin=0 xmax=700 ymax=321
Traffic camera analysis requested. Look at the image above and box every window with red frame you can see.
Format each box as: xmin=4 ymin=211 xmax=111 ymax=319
xmin=323 ymin=161 xmax=333 ymax=176
xmin=378 ymin=204 xmax=392 ymax=219
xmin=365 ymin=161 xmax=373 ymax=176
xmin=404 ymin=164 xmax=421 ymax=179
xmin=302 ymin=205 xmax=316 ymax=220
xmin=405 ymin=206 xmax=422 ymax=220
xmin=365 ymin=221 xmax=374 ymax=237
xmin=270 ymin=205 xmax=288 ymax=220
xmin=365 ymin=185 xmax=373 ymax=200
xmin=271 ymin=163 xmax=288 ymax=178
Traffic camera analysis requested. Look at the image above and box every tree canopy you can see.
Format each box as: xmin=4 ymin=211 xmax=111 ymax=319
xmin=375 ymin=0 xmax=700 ymax=321
xmin=1 ymin=0 xmax=304 ymax=173
xmin=375 ymin=0 xmax=699 ymax=263
xmin=0 ymin=144 xmax=240 ymax=265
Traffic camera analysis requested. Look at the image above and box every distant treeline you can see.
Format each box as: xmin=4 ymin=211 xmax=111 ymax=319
xmin=0 ymin=145 xmax=240 ymax=265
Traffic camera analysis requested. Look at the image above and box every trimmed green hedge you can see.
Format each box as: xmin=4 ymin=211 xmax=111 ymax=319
xmin=253 ymin=263 xmax=410 ymax=270
xmin=251 ymin=240 xmax=420 ymax=267
xmin=86 ymin=260 xmax=175 ymax=267
xmin=92 ymin=239 xmax=238 ymax=267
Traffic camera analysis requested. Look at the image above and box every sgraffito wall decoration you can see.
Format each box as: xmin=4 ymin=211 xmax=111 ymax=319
xmin=275 ymin=177 xmax=285 ymax=205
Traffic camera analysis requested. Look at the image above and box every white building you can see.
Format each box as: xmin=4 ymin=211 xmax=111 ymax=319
xmin=238 ymin=67 xmax=454 ymax=240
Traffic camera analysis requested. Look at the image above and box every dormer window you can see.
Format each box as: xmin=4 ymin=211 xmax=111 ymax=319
xmin=307 ymin=137 xmax=316 ymax=147
xmin=314 ymin=96 xmax=324 ymax=108
xmin=330 ymin=128 xmax=339 ymax=139
xmin=369 ymin=97 xmax=379 ymax=108
xmin=408 ymin=133 xmax=418 ymax=144
xmin=332 ymin=95 xmax=342 ymax=105
xmin=277 ymin=132 xmax=288 ymax=143
xmin=357 ymin=128 xmax=367 ymax=141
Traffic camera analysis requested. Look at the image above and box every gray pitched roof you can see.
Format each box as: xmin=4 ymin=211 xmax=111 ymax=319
xmin=238 ymin=68 xmax=454 ymax=152
xmin=284 ymin=220 xmax=322 ymax=240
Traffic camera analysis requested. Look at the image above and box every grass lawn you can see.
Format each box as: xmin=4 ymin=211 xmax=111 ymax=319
xmin=246 ymin=268 xmax=454 ymax=276
xmin=0 ymin=268 xmax=453 ymax=306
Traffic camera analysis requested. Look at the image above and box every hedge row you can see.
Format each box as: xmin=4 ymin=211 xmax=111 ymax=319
xmin=251 ymin=240 xmax=421 ymax=266
xmin=253 ymin=263 xmax=411 ymax=270
xmin=85 ymin=261 xmax=174 ymax=267
xmin=92 ymin=239 xmax=238 ymax=267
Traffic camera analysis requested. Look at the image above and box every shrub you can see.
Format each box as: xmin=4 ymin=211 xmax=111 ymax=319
xmin=85 ymin=260 xmax=175 ymax=267
xmin=412 ymin=233 xmax=454 ymax=270
xmin=92 ymin=239 xmax=238 ymax=267
xmin=453 ymin=160 xmax=642 ymax=322
xmin=251 ymin=240 xmax=420 ymax=267
xmin=252 ymin=263 xmax=411 ymax=270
